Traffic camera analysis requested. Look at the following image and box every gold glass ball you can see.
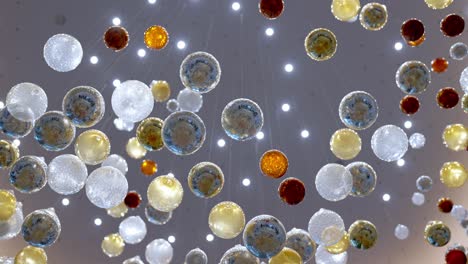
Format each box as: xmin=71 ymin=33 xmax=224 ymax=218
xmin=137 ymin=117 xmax=164 ymax=151
xmin=330 ymin=128 xmax=362 ymax=160
xmin=208 ymin=201 xmax=245 ymax=239
xmin=424 ymin=221 xmax=451 ymax=247
xmin=126 ymin=137 xmax=147 ymax=159
xmin=331 ymin=0 xmax=361 ymax=22
xmin=442 ymin=124 xmax=468 ymax=151
xmin=348 ymin=220 xmax=378 ymax=250
xmin=269 ymin=247 xmax=302 ymax=264
xmin=326 ymin=231 xmax=350 ymax=254
xmin=151 ymin=80 xmax=171 ymax=102
xmin=144 ymin=25 xmax=169 ymax=50
xmin=75 ymin=129 xmax=111 ymax=165
xmin=424 ymin=0 xmax=453 ymax=9
xmin=107 ymin=202 xmax=128 ymax=218
xmin=0 ymin=189 xmax=16 ymax=221
xmin=15 ymin=246 xmax=47 ymax=264
xmin=440 ymin=161 xmax=468 ymax=188
xmin=147 ymin=175 xmax=184 ymax=212
xmin=0 ymin=140 xmax=20 ymax=169
xmin=101 ymin=233 xmax=125 ymax=257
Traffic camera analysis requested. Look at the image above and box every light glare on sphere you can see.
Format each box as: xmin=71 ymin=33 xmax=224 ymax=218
xmin=146 ymin=239 xmax=173 ymax=264
xmin=6 ymin=83 xmax=48 ymax=121
xmin=85 ymin=166 xmax=128 ymax=209
xmin=315 ymin=163 xmax=353 ymax=202
xmin=43 ymin=33 xmax=83 ymax=72
xmin=47 ymin=154 xmax=88 ymax=195
xmin=177 ymin=88 xmax=203 ymax=112
xmin=111 ymin=80 xmax=154 ymax=123
xmin=308 ymin=208 xmax=345 ymax=246
xmin=119 ymin=216 xmax=147 ymax=244
xmin=371 ymin=125 xmax=408 ymax=162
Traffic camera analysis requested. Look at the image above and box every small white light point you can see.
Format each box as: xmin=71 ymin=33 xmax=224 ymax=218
xmin=394 ymin=42 xmax=403 ymax=51
xmin=94 ymin=218 xmax=102 ymax=226
xmin=232 ymin=2 xmax=241 ymax=11
xmin=62 ymin=198 xmax=70 ymax=206
xmin=256 ymin=131 xmax=265 ymax=140
xmin=137 ymin=49 xmax=147 ymax=58
xmin=281 ymin=103 xmax=290 ymax=112
xmin=168 ymin=172 xmax=175 ymax=177
xmin=404 ymin=120 xmax=412 ymax=129
xmin=177 ymin=40 xmax=186 ymax=50
xmin=12 ymin=139 xmax=20 ymax=147
xmin=397 ymin=159 xmax=405 ymax=167
xmin=301 ymin=130 xmax=310 ymax=138
xmin=217 ymin=139 xmax=226 ymax=148
xmin=242 ymin=178 xmax=251 ymax=186
xmin=112 ymin=17 xmax=121 ymax=26
xmin=113 ymin=79 xmax=121 ymax=87
xmin=148 ymin=0 xmax=157 ymax=4
xmin=0 ymin=101 xmax=4 ymax=109
xmin=382 ymin=193 xmax=391 ymax=202
xmin=206 ymin=234 xmax=214 ymax=241
xmin=168 ymin=236 xmax=176 ymax=243
xmin=90 ymin=56 xmax=99 ymax=64
xmin=265 ymin=27 xmax=274 ymax=36
xmin=284 ymin=64 xmax=294 ymax=73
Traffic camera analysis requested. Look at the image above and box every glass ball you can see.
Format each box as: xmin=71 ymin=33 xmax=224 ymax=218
xmin=412 ymin=192 xmax=425 ymax=206
xmin=432 ymin=57 xmax=449 ymax=73
xmin=166 ymin=99 xmax=179 ymax=112
xmin=75 ymin=130 xmax=110 ymax=165
xmin=450 ymin=42 xmax=467 ymax=60
xmin=424 ymin=221 xmax=451 ymax=247
xmin=22 ymin=208 xmax=61 ymax=248
xmin=285 ymin=228 xmax=316 ymax=263
xmin=104 ymin=26 xmax=129 ymax=51
xmin=450 ymin=205 xmax=467 ymax=221
xmin=124 ymin=191 xmax=142 ymax=209
xmin=401 ymin=19 xmax=426 ymax=47
xmin=461 ymin=94 xmax=468 ymax=113
xmin=260 ymin=149 xmax=289 ymax=179
xmin=188 ymin=162 xmax=224 ymax=198
xmin=460 ymin=67 xmax=468 ymax=93
xmin=440 ymin=161 xmax=468 ymax=188
xmin=123 ymin=256 xmax=145 ymax=264
xmin=114 ymin=118 xmax=135 ymax=131
xmin=162 ymin=111 xmax=206 ymax=155
xmin=111 ymin=80 xmax=154 ymax=123
xmin=315 ymin=245 xmax=348 ymax=264
xmin=85 ymin=167 xmax=128 ymax=209
xmin=220 ymin=245 xmax=260 ymax=264
xmin=371 ymin=125 xmax=408 ymax=162
xmin=9 ymin=156 xmax=47 ymax=194
xmin=107 ymin=202 xmax=128 ymax=219
xmin=0 ymin=257 xmax=13 ymax=264
xmin=396 ymin=61 xmax=431 ymax=94
xmin=102 ymin=154 xmax=128 ymax=175
xmin=409 ymin=133 xmax=426 ymax=149
xmin=0 ymin=140 xmax=20 ymax=169
xmin=14 ymin=246 xmax=47 ymax=264
xmin=443 ymin=124 xmax=467 ymax=151
xmin=346 ymin=161 xmax=377 ymax=197
xmin=34 ymin=111 xmax=76 ymax=151
xmin=62 ymin=86 xmax=105 ymax=128
xmin=259 ymin=0 xmax=284 ymax=20
xmin=6 ymin=83 xmax=47 ymax=121
xmin=359 ymin=3 xmax=388 ymax=31
xmin=141 ymin=160 xmax=158 ymax=176
xmin=331 ymin=0 xmax=360 ymax=22
xmin=269 ymin=247 xmax=302 ymax=264
xmin=440 ymin=14 xmax=465 ymax=37
xmin=348 ymin=220 xmax=377 ymax=250
xmin=177 ymin=88 xmax=203 ymax=112
xmin=150 ymin=80 xmax=171 ymax=102
xmin=394 ymin=224 xmax=409 ymax=240
xmin=339 ymin=91 xmax=378 ymax=130
xmin=126 ymin=137 xmax=147 ymax=159
xmin=400 ymin=95 xmax=420 ymax=115
xmin=180 ymin=51 xmax=221 ymax=93
xmin=0 ymin=190 xmax=17 ymax=221
xmin=0 ymin=104 xmax=34 ymax=138
xmin=222 ymin=98 xmax=263 ymax=141
xmin=326 ymin=231 xmax=350 ymax=254
xmin=425 ymin=0 xmax=453 ymax=9
xmin=304 ymin=28 xmax=337 ymax=61
xmin=145 ymin=203 xmax=173 ymax=225
xmin=416 ymin=175 xmax=433 ymax=192
xmin=330 ymin=128 xmax=362 ymax=160
xmin=445 ymin=247 xmax=468 ymax=264
xmin=243 ymin=215 xmax=286 ymax=258
xmin=119 ymin=216 xmax=147 ymax=244
xmin=438 ymin=197 xmax=454 ymax=213
xmin=315 ymin=164 xmax=352 ymax=202
xmin=308 ymin=208 xmax=345 ymax=246
xmin=209 ymin=201 xmax=245 ymax=239
xmin=0 ymin=202 xmax=23 ymax=240
xmin=137 ymin=117 xmax=164 ymax=151
xmin=145 ymin=239 xmax=173 ymax=264
xmin=437 ymin=87 xmax=459 ymax=109
xmin=101 ymin=233 xmax=125 ymax=257
xmin=43 ymin=34 xmax=83 ymax=72
xmin=278 ymin=177 xmax=306 ymax=205
xmin=144 ymin=25 xmax=169 ymax=50
xmin=185 ymin=248 xmax=208 ymax=264
xmin=147 ymin=175 xmax=183 ymax=212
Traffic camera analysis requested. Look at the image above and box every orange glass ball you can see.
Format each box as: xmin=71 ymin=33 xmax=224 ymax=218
xmin=141 ymin=160 xmax=158 ymax=176
xmin=144 ymin=25 xmax=169 ymax=50
xmin=260 ymin=149 xmax=288 ymax=179
xmin=431 ymin=57 xmax=449 ymax=73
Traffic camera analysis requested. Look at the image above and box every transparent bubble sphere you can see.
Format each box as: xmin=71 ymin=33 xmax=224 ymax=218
xmin=180 ymin=51 xmax=221 ymax=93
xmin=339 ymin=91 xmax=378 ymax=130
xmin=308 ymin=208 xmax=345 ymax=246
xmin=62 ymin=86 xmax=105 ymax=128
xmin=166 ymin=99 xmax=180 ymax=113
xmin=85 ymin=167 xmax=128 ymax=209
xmin=119 ymin=216 xmax=147 ymax=245
xmin=185 ymin=248 xmax=208 ymax=264
xmin=285 ymin=228 xmax=316 ymax=262
xmin=412 ymin=192 xmax=425 ymax=206
xmin=177 ymin=88 xmax=203 ymax=112
xmin=396 ymin=61 xmax=431 ymax=95
xmin=145 ymin=204 xmax=173 ymax=225
xmin=43 ymin=34 xmax=83 ymax=72
xmin=6 ymin=83 xmax=47 ymax=121
xmin=315 ymin=163 xmax=353 ymax=202
xmin=0 ymin=104 xmax=34 ymax=139
xmin=145 ymin=239 xmax=173 ymax=264
xmin=102 ymin=154 xmax=128 ymax=175
xmin=371 ymin=125 xmax=408 ymax=162
xmin=111 ymin=80 xmax=154 ymax=123
xmin=220 ymin=245 xmax=260 ymax=264
xmin=409 ymin=133 xmax=426 ymax=149
xmin=416 ymin=175 xmax=433 ymax=192
xmin=221 ymin=98 xmax=264 ymax=141
xmin=450 ymin=42 xmax=467 ymax=61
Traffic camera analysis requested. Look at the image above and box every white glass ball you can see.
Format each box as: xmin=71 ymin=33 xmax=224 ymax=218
xmin=123 ymin=256 xmax=145 ymax=264
xmin=145 ymin=239 xmax=173 ymax=264
xmin=450 ymin=205 xmax=467 ymax=222
xmin=409 ymin=133 xmax=426 ymax=149
xmin=119 ymin=216 xmax=147 ymax=244
xmin=308 ymin=208 xmax=345 ymax=246
xmin=6 ymin=83 xmax=47 ymax=121
xmin=185 ymin=248 xmax=208 ymax=264
xmin=85 ymin=166 xmax=128 ymax=209
xmin=371 ymin=125 xmax=408 ymax=162
xmin=315 ymin=245 xmax=347 ymax=264
xmin=43 ymin=33 xmax=83 ymax=72
xmin=166 ymin=99 xmax=180 ymax=113
xmin=411 ymin=192 xmax=425 ymax=206
xmin=177 ymin=88 xmax=203 ymax=112
xmin=450 ymin=42 xmax=467 ymax=61
xmin=0 ymin=202 xmax=23 ymax=240
xmin=47 ymin=154 xmax=88 ymax=195
xmin=102 ymin=154 xmax=128 ymax=175
xmin=111 ymin=80 xmax=154 ymax=123
xmin=394 ymin=224 xmax=409 ymax=240
xmin=460 ymin=67 xmax=468 ymax=93
xmin=315 ymin=163 xmax=352 ymax=202
xmin=114 ymin=118 xmax=135 ymax=132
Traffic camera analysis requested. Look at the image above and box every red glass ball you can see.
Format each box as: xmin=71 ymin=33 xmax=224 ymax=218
xmin=278 ymin=177 xmax=305 ymax=205
xmin=104 ymin=26 xmax=129 ymax=51
xmin=441 ymin=14 xmax=465 ymax=37
xmin=400 ymin=96 xmax=420 ymax=115
xmin=437 ymin=87 xmax=459 ymax=109
xmin=446 ymin=249 xmax=467 ymax=264
xmin=438 ymin=197 xmax=454 ymax=213
xmin=124 ymin=191 xmax=142 ymax=209
xmin=401 ymin=19 xmax=425 ymax=46
xmin=259 ymin=0 xmax=284 ymax=19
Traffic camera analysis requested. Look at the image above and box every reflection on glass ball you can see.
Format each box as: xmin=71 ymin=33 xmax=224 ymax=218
xmin=104 ymin=26 xmax=129 ymax=51
xmin=442 ymin=124 xmax=467 ymax=151
xmin=43 ymin=34 xmax=83 ymax=72
xmin=339 ymin=91 xmax=378 ymax=130
xmin=166 ymin=99 xmax=180 ymax=113
xmin=85 ymin=167 xmax=128 ymax=209
xmin=162 ymin=111 xmax=206 ymax=155
xmin=394 ymin=224 xmax=409 ymax=240
xmin=112 ymin=80 xmax=154 ymax=123
xmin=326 ymin=231 xmax=349 ymax=254
xmin=440 ymin=161 xmax=467 ymax=188
xmin=209 ymin=201 xmax=245 ymax=239
xmin=0 ymin=190 xmax=17 ymax=221
xmin=0 ymin=104 xmax=34 ymax=138
xmin=220 ymin=245 xmax=260 ymax=264
xmin=331 ymin=0 xmax=360 ymax=22
xmin=14 ymin=246 xmax=47 ymax=264
xmin=75 ymin=130 xmax=111 ymax=165
xmin=222 ymin=98 xmax=263 ymax=141
xmin=260 ymin=149 xmax=288 ymax=179
xmin=259 ymin=0 xmax=284 ymax=20
xmin=119 ymin=216 xmax=147 ymax=245
xmin=424 ymin=221 xmax=451 ymax=247
xmin=409 ymin=133 xmax=426 ymax=149
xmin=144 ymin=25 xmax=169 ymax=50
xmin=145 ymin=239 xmax=173 ymax=264
xmin=9 ymin=156 xmax=47 ymax=194
xmin=346 ymin=161 xmax=377 ymax=197
xmin=330 ymin=128 xmax=362 ymax=160
xmin=315 ymin=244 xmax=348 ymax=264
xmin=62 ymin=86 xmax=105 ymax=128
xmin=145 ymin=203 xmax=173 ymax=225
xmin=6 ymin=83 xmax=47 ymax=121
xmin=0 ymin=201 xmax=23 ymax=240
xmin=269 ymin=247 xmax=302 ymax=264
xmin=450 ymin=42 xmax=468 ymax=60
xmin=188 ymin=162 xmax=224 ymax=198
xmin=180 ymin=52 xmax=221 ymax=93
xmin=348 ymin=220 xmax=377 ymax=250
xmin=416 ymin=175 xmax=433 ymax=192
xmin=34 ymin=111 xmax=76 ymax=152
xmin=396 ymin=61 xmax=431 ymax=94
xmin=126 ymin=137 xmax=147 ymax=159
xmin=107 ymin=202 xmax=128 ymax=219
xmin=22 ymin=208 xmax=61 ymax=248
xmin=243 ymin=215 xmax=286 ymax=258
xmin=147 ymin=175 xmax=183 ymax=212
xmin=0 ymin=140 xmax=20 ymax=169
xmin=151 ymin=80 xmax=171 ymax=102
xmin=101 ymin=233 xmax=125 ymax=257
xmin=102 ymin=154 xmax=128 ymax=175
xmin=315 ymin=164 xmax=353 ymax=202
xmin=308 ymin=208 xmax=345 ymax=246
xmin=460 ymin=67 xmax=468 ymax=93
xmin=285 ymin=228 xmax=316 ymax=263
xmin=137 ymin=117 xmax=164 ymax=151
xmin=424 ymin=0 xmax=453 ymax=9
xmin=185 ymin=248 xmax=208 ymax=264
xmin=359 ymin=3 xmax=387 ymax=31
xmin=371 ymin=125 xmax=408 ymax=162
xmin=304 ymin=28 xmax=337 ymax=61
xmin=177 ymin=88 xmax=203 ymax=112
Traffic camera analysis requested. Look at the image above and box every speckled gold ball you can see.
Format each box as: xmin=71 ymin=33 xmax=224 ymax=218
xmin=440 ymin=161 xmax=468 ymax=188
xmin=348 ymin=220 xmax=377 ymax=250
xmin=330 ymin=128 xmax=362 ymax=160
xmin=126 ymin=137 xmax=147 ymax=159
xmin=0 ymin=140 xmax=20 ymax=169
xmin=147 ymin=175 xmax=184 ymax=212
xmin=14 ymin=246 xmax=47 ymax=264
xmin=151 ymin=80 xmax=171 ymax=102
xmin=424 ymin=221 xmax=451 ymax=247
xmin=442 ymin=124 xmax=468 ymax=151
xmin=75 ymin=129 xmax=111 ymax=165
xmin=208 ymin=201 xmax=245 ymax=239
xmin=326 ymin=231 xmax=350 ymax=254
xmin=137 ymin=117 xmax=164 ymax=151
xmin=101 ymin=233 xmax=125 ymax=257
xmin=269 ymin=247 xmax=302 ymax=264
xmin=260 ymin=149 xmax=289 ymax=179
xmin=0 ymin=189 xmax=16 ymax=221
xmin=331 ymin=0 xmax=361 ymax=22
xmin=107 ymin=202 xmax=128 ymax=218
xmin=424 ymin=0 xmax=453 ymax=9
xmin=144 ymin=25 xmax=169 ymax=50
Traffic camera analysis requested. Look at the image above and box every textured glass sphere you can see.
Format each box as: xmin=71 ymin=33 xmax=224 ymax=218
xmin=346 ymin=161 xmax=377 ymax=197
xmin=145 ymin=239 xmax=173 ymax=264
xmin=371 ymin=125 xmax=408 ymax=162
xmin=147 ymin=175 xmax=183 ymax=212
xmin=162 ymin=111 xmax=206 ymax=155
xmin=111 ymin=80 xmax=154 ymax=123
xmin=359 ymin=3 xmax=387 ymax=31
xmin=326 ymin=231 xmax=349 ymax=254
xmin=459 ymin=67 xmax=468 ymax=93
xmin=0 ymin=140 xmax=20 ymax=169
xmin=440 ymin=161 xmax=467 ymax=188
xmin=308 ymin=208 xmax=345 ymax=246
xmin=424 ymin=0 xmax=453 ymax=9
xmin=123 ymin=256 xmax=144 ymax=264
xmin=22 ymin=208 xmax=61 ymax=248
xmin=33 ymin=111 xmax=76 ymax=151
xmin=102 ymin=154 xmax=128 ymax=175
xmin=304 ymin=28 xmax=337 ymax=61
xmin=101 ymin=233 xmax=125 ymax=257
xmin=6 ymin=83 xmax=47 ymax=121
xmin=43 ymin=34 xmax=83 ymax=72
xmin=75 ymin=130 xmax=110 ymax=165
xmin=62 ymin=86 xmax=105 ymax=128
xmin=450 ymin=42 xmax=467 ymax=60
xmin=137 ymin=117 xmax=164 ymax=151
xmin=145 ymin=204 xmax=173 ymax=225
xmin=107 ymin=202 xmax=128 ymax=219
xmin=339 ymin=91 xmax=378 ymax=130
xmin=285 ymin=228 xmax=316 ymax=263
xmin=348 ymin=220 xmax=378 ymax=250
xmin=151 ymin=80 xmax=171 ymax=102
xmin=315 ymin=245 xmax=347 ymax=264
xmin=144 ymin=25 xmax=169 ymax=50
xmin=424 ymin=221 xmax=451 ymax=247
xmin=412 ymin=192 xmax=425 ymax=206
xmin=126 ymin=137 xmax=147 ymax=159
xmin=119 ymin=216 xmax=147 ymax=245
xmin=243 ymin=215 xmax=286 ymax=258
xmin=443 ymin=124 xmax=468 ymax=151
xmin=185 ymin=248 xmax=208 ymax=264
xmin=0 ymin=104 xmax=34 ymax=138
xmin=450 ymin=205 xmax=467 ymax=221
xmin=114 ymin=118 xmax=135 ymax=131
xmin=221 ymin=98 xmax=264 ymax=141
xmin=330 ymin=128 xmax=362 ymax=160
xmin=396 ymin=61 xmax=431 ymax=95
xmin=0 ymin=190 xmax=17 ymax=221
xmin=0 ymin=201 xmax=23 ymax=240
xmin=166 ymin=99 xmax=179 ymax=112
xmin=189 ymin=162 xmax=224 ymax=198
xmin=409 ymin=133 xmax=426 ymax=149
xmin=269 ymin=247 xmax=302 ymax=264
xmin=394 ymin=224 xmax=409 ymax=240
xmin=331 ymin=0 xmax=360 ymax=22
xmin=209 ymin=201 xmax=245 ymax=239
xmin=416 ymin=175 xmax=433 ymax=192
xmin=315 ymin=164 xmax=353 ymax=202
xmin=85 ymin=167 xmax=128 ymax=209
xmin=9 ymin=156 xmax=47 ymax=193
xmin=14 ymin=246 xmax=47 ymax=264
xmin=180 ymin=51 xmax=221 ymax=93
xmin=177 ymin=88 xmax=203 ymax=112
xmin=220 ymin=245 xmax=260 ymax=264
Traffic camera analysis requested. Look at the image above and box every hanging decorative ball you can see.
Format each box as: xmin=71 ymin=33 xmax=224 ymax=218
xmin=359 ymin=3 xmax=388 ymax=31
xmin=107 ymin=202 xmax=128 ymax=219
xmin=315 ymin=164 xmax=353 ymax=202
xmin=431 ymin=57 xmax=449 ymax=73
xmin=119 ymin=216 xmax=147 ymax=244
xmin=243 ymin=215 xmax=286 ymax=258
xmin=6 ymin=83 xmax=47 ymax=121
xmin=326 ymin=231 xmax=350 ymax=254
xmin=33 ymin=111 xmax=76 ymax=152
xmin=14 ymin=246 xmax=47 ymax=264
xmin=102 ymin=154 xmax=128 ymax=175
xmin=141 ymin=160 xmax=158 ymax=176
xmin=209 ymin=201 xmax=245 ymax=239
xmin=304 ymin=28 xmax=337 ymax=61
xmin=438 ymin=197 xmax=454 ymax=213
xmin=0 ymin=257 xmax=13 ymax=264
xmin=147 ymin=174 xmax=183 ymax=212
xmin=308 ymin=208 xmax=345 ymax=246
xmin=424 ymin=0 xmax=453 ymax=9
xmin=348 ymin=220 xmax=378 ymax=250
xmin=104 ymin=26 xmax=129 ymax=51
xmin=409 ymin=133 xmax=426 ymax=149
xmin=145 ymin=239 xmax=173 ymax=264
xmin=424 ymin=221 xmax=451 ymax=247
xmin=442 ymin=124 xmax=467 ymax=151
xmin=0 ymin=104 xmax=34 ymax=138
xmin=461 ymin=94 xmax=468 ymax=113
xmin=9 ymin=156 xmax=47 ymax=193
xmin=62 ymin=86 xmax=105 ymax=128
xmin=162 ymin=111 xmax=206 ymax=155
xmin=85 ymin=166 xmax=128 ymax=209
xmin=440 ymin=14 xmax=465 ymax=37
xmin=112 ymin=80 xmax=154 ymax=123
xmin=371 ymin=125 xmax=408 ymax=162
xmin=330 ymin=128 xmax=362 ymax=160
xmin=114 ymin=118 xmax=135 ymax=131
xmin=180 ymin=51 xmax=221 ymax=93
xmin=0 ymin=190 xmax=17 ymax=221
xmin=101 ymin=233 xmax=125 ymax=257
xmin=269 ymin=247 xmax=302 ymax=264
xmin=126 ymin=137 xmax=147 ymax=159
xmin=416 ymin=175 xmax=433 ymax=192
xmin=345 ymin=161 xmax=377 ymax=197
xmin=440 ymin=161 xmax=468 ymax=188
xmin=166 ymin=99 xmax=180 ymax=112
xmin=177 ymin=88 xmax=203 ymax=113
xmin=260 ymin=149 xmax=289 ymax=179
xmin=446 ymin=248 xmax=467 ymax=264
xmin=259 ymin=0 xmax=284 ymax=20
xmin=460 ymin=67 xmax=468 ymax=93
xmin=437 ymin=87 xmax=459 ymax=109
xmin=22 ymin=208 xmax=61 ymax=248
xmin=123 ymin=256 xmax=145 ymax=264
xmin=150 ymin=80 xmax=171 ymax=102
xmin=0 ymin=202 xmax=23 ymax=240
xmin=188 ymin=162 xmax=224 ymax=198
xmin=185 ymin=248 xmax=208 ymax=264
xmin=0 ymin=140 xmax=20 ymax=169
xmin=220 ymin=245 xmax=260 ymax=264
xmin=124 ymin=191 xmax=142 ymax=209
xmin=43 ymin=34 xmax=83 ymax=72
xmin=331 ymin=0 xmax=361 ymax=22
xmin=144 ymin=25 xmax=169 ymax=50
xmin=315 ymin=245 xmax=348 ymax=264
xmin=145 ymin=204 xmax=173 ymax=225
xmin=285 ymin=228 xmax=316 ymax=263
xmin=137 ymin=117 xmax=164 ymax=151
xmin=400 ymin=95 xmax=420 ymax=115
xmin=412 ymin=192 xmax=425 ymax=206
xmin=278 ymin=177 xmax=306 ymax=205
xmin=394 ymin=224 xmax=409 ymax=240
xmin=75 ymin=130 xmax=111 ymax=165
xmin=450 ymin=42 xmax=468 ymax=60
xmin=401 ymin=19 xmax=425 ymax=47
xmin=450 ymin=205 xmax=467 ymax=221
xmin=396 ymin=61 xmax=431 ymax=94
xmin=221 ymin=98 xmax=263 ymax=141
xmin=339 ymin=91 xmax=378 ymax=130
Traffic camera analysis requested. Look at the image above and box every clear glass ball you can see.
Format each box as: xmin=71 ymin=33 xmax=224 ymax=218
xmin=21 ymin=208 xmax=61 ymax=248
xmin=111 ymin=80 xmax=154 ymax=123
xmin=0 ymin=104 xmax=34 ymax=138
xmin=394 ymin=224 xmax=409 ymax=240
xmin=6 ymin=83 xmax=47 ymax=121
xmin=396 ymin=61 xmax=431 ymax=95
xmin=409 ymin=133 xmax=426 ymax=149
xmin=62 ymin=86 xmax=105 ymax=128
xmin=308 ymin=208 xmax=345 ymax=246
xmin=85 ymin=167 xmax=128 ymax=209
xmin=166 ymin=99 xmax=180 ymax=113
xmin=315 ymin=164 xmax=352 ymax=202
xmin=339 ymin=91 xmax=378 ymax=130
xmin=43 ymin=34 xmax=83 ymax=72
xmin=460 ymin=67 xmax=468 ymax=93
xmin=220 ymin=245 xmax=260 ymax=264
xmin=145 ymin=204 xmax=173 ymax=225
xmin=9 ymin=156 xmax=47 ymax=194
xmin=221 ymin=98 xmax=264 ymax=141
xmin=177 ymin=88 xmax=203 ymax=112
xmin=145 ymin=239 xmax=173 ymax=264
xmin=180 ymin=52 xmax=221 ymax=93
xmin=119 ymin=216 xmax=147 ymax=245
xmin=416 ymin=175 xmax=433 ymax=192
xmin=412 ymin=192 xmax=425 ymax=206
xmin=102 ymin=154 xmax=128 ymax=175
xmin=450 ymin=42 xmax=467 ymax=61
xmin=185 ymin=248 xmax=208 ymax=264
xmin=371 ymin=125 xmax=408 ymax=162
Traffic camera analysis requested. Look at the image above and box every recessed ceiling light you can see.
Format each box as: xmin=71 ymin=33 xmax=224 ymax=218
xmin=90 ymin=56 xmax=99 ymax=64
xmin=62 ymin=198 xmax=70 ymax=206
xmin=301 ymin=130 xmax=310 ymax=138
xmin=217 ymin=139 xmax=226 ymax=147
xmin=177 ymin=40 xmax=186 ymax=50
xmin=265 ymin=27 xmax=274 ymax=36
xmin=137 ymin=49 xmax=147 ymax=58
xmin=206 ymin=234 xmax=214 ymax=241
xmin=242 ymin=178 xmax=251 ymax=186
xmin=404 ymin=120 xmax=412 ymax=129
xmin=232 ymin=2 xmax=241 ymax=11
xmin=284 ymin=64 xmax=294 ymax=73
xmin=94 ymin=218 xmax=102 ymax=226
xmin=256 ymin=131 xmax=265 ymax=140
xmin=394 ymin=42 xmax=403 ymax=51
xmin=112 ymin=17 xmax=121 ymax=26
xmin=281 ymin=103 xmax=290 ymax=112
xmin=382 ymin=193 xmax=391 ymax=202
